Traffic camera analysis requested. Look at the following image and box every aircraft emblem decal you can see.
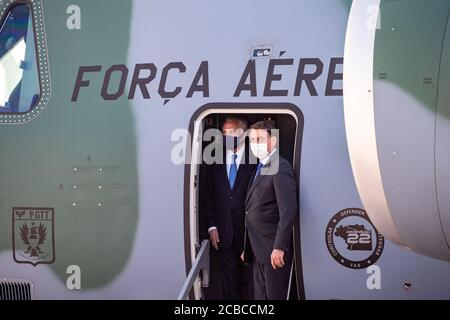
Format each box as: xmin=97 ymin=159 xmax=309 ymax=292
xmin=325 ymin=208 xmax=384 ymax=269
xmin=13 ymin=207 xmax=55 ymax=266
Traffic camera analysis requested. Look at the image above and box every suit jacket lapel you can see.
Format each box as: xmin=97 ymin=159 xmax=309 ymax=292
xmin=230 ymin=146 xmax=252 ymax=193
xmin=245 ymin=163 xmax=266 ymax=204
xmin=245 ymin=158 xmax=279 ymax=205
xmin=221 ymin=163 xmax=231 ymax=192
xmin=220 ymin=149 xmax=232 ymax=193
xmin=246 ymin=173 xmax=263 ymax=199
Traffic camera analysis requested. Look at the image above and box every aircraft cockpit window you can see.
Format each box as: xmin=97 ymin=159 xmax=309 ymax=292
xmin=0 ymin=3 xmax=40 ymax=114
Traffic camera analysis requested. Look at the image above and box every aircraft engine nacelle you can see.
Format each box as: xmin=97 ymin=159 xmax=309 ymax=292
xmin=344 ymin=0 xmax=450 ymax=261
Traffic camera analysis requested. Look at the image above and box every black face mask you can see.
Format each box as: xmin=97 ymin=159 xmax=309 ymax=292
xmin=223 ymin=135 xmax=240 ymax=150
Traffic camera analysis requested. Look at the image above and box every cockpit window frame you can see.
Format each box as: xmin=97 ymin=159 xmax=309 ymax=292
xmin=0 ymin=0 xmax=50 ymax=124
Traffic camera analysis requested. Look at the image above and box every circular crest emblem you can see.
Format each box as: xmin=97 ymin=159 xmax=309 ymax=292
xmin=325 ymin=208 xmax=384 ymax=269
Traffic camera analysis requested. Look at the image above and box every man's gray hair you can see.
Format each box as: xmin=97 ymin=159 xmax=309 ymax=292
xmin=222 ymin=115 xmax=248 ymax=131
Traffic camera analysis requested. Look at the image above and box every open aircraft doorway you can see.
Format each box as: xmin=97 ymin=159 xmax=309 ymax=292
xmin=183 ymin=103 xmax=304 ymax=300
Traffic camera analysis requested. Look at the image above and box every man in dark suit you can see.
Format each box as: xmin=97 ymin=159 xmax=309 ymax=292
xmin=206 ymin=116 xmax=257 ymax=299
xmin=243 ymin=120 xmax=298 ymax=300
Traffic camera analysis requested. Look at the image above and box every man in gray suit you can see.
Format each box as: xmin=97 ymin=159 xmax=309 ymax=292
xmin=242 ymin=120 xmax=298 ymax=300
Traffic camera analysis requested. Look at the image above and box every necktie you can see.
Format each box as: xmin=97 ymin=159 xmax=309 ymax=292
xmin=229 ymin=153 xmax=238 ymax=188
xmin=253 ymin=162 xmax=264 ymax=183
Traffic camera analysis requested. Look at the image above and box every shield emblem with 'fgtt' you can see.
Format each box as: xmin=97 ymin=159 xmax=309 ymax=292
xmin=13 ymin=207 xmax=55 ymax=266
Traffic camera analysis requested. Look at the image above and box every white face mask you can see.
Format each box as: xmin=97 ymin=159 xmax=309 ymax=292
xmin=250 ymin=143 xmax=268 ymax=160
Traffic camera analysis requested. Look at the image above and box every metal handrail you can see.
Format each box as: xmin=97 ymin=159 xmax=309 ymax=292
xmin=177 ymin=240 xmax=210 ymax=300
